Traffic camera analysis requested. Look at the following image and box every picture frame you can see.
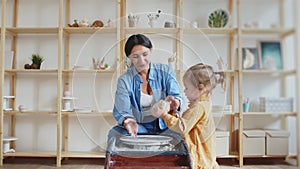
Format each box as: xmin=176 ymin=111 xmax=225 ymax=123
xmin=257 ymin=40 xmax=283 ymax=70
xmin=242 ymin=47 xmax=259 ymax=70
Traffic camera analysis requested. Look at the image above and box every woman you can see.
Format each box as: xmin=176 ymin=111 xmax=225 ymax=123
xmin=108 ymin=34 xmax=183 ymax=138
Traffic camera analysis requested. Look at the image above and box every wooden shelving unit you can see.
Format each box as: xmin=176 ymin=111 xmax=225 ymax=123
xmin=0 ymin=0 xmax=298 ymax=167
xmin=235 ymin=0 xmax=299 ymax=167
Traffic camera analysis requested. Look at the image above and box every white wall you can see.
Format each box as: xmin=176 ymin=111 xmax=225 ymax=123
xmin=2 ymin=0 xmax=298 ymax=154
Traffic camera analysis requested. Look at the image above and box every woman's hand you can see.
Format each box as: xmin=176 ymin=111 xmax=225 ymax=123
xmin=151 ymin=100 xmax=170 ymax=118
xmin=165 ymin=96 xmax=180 ymax=114
xmin=123 ymin=118 xmax=138 ymax=137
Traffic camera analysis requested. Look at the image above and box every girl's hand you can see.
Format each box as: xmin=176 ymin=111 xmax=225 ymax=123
xmin=165 ymin=96 xmax=180 ymax=114
xmin=151 ymin=100 xmax=170 ymax=118
xmin=123 ymin=118 xmax=138 ymax=137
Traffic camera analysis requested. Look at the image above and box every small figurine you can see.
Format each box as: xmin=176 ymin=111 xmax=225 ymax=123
xmin=147 ymin=10 xmax=161 ymax=21
xmin=78 ymin=19 xmax=89 ymax=27
xmin=91 ymin=20 xmax=104 ymax=27
xmin=92 ymin=57 xmax=110 ymax=70
xmin=128 ymin=13 xmax=139 ymax=27
xmin=68 ymin=19 xmax=79 ymax=27
xmin=99 ymin=63 xmax=110 ymax=70
xmin=106 ymin=19 xmax=114 ymax=27
xmin=99 ymin=57 xmax=110 ymax=70
xmin=92 ymin=57 xmax=101 ymax=69
xmin=147 ymin=10 xmax=161 ymax=28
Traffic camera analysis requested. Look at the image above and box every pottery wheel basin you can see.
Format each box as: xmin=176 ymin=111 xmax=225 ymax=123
xmin=120 ymin=135 xmax=173 ymax=146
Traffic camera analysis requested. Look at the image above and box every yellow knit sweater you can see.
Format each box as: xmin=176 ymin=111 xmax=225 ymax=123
xmin=162 ymin=96 xmax=220 ymax=169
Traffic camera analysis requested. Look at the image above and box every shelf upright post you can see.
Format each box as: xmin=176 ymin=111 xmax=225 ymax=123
xmin=9 ymin=0 xmax=18 ymax=151
xmin=62 ymin=0 xmax=71 ymax=162
xmin=56 ymin=0 xmax=64 ymax=167
xmin=175 ymin=0 xmax=182 ymax=85
xmin=118 ymin=0 xmax=126 ymax=74
xmin=0 ymin=0 xmax=7 ymax=165
xmin=294 ymin=0 xmax=300 ymax=167
xmin=227 ymin=0 xmax=236 ymax=155
xmin=236 ymin=0 xmax=244 ymax=167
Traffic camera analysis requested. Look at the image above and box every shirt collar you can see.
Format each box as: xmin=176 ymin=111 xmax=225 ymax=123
xmin=148 ymin=62 xmax=156 ymax=81
xmin=131 ymin=62 xmax=155 ymax=82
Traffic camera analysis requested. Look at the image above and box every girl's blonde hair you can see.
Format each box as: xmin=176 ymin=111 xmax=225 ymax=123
xmin=183 ymin=63 xmax=225 ymax=94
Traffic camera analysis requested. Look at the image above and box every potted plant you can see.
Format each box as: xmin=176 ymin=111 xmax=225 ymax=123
xmin=31 ymin=53 xmax=44 ymax=69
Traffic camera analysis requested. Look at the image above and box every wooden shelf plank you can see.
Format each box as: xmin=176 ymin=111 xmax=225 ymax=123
xmin=4 ymin=151 xmax=56 ymax=157
xmin=240 ymin=112 xmax=296 ymax=116
xmin=125 ymin=28 xmax=179 ymax=34
xmin=62 ymin=69 xmax=115 ymax=74
xmin=179 ymin=69 xmax=235 ymax=74
xmin=62 ymin=111 xmax=112 ymax=116
xmin=5 ymin=69 xmax=58 ymax=73
xmin=241 ymin=69 xmax=296 ymax=75
xmin=243 ymin=155 xmax=291 ymax=158
xmin=4 ymin=111 xmax=113 ymax=116
xmin=6 ymin=27 xmax=59 ymax=35
xmin=61 ymin=151 xmax=106 ymax=158
xmin=217 ymin=154 xmax=238 ymax=158
xmin=63 ymin=27 xmax=117 ymax=34
xmin=4 ymin=27 xmax=294 ymax=36
xmin=241 ymin=28 xmax=295 ymax=36
xmin=183 ymin=28 xmax=237 ymax=35
xmin=6 ymin=69 xmax=116 ymax=74
xmin=126 ymin=28 xmax=237 ymax=35
xmin=4 ymin=110 xmax=57 ymax=115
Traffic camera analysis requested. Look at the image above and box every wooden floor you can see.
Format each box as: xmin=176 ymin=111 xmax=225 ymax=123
xmin=0 ymin=157 xmax=298 ymax=169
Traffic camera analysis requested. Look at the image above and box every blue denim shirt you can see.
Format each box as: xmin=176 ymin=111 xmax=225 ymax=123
xmin=113 ymin=62 xmax=183 ymax=131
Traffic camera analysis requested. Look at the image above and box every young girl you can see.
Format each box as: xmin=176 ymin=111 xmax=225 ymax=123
xmin=152 ymin=63 xmax=222 ymax=169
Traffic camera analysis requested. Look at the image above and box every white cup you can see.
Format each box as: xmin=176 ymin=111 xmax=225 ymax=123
xmin=3 ymin=98 xmax=8 ymax=110
xmin=63 ymin=100 xmax=71 ymax=111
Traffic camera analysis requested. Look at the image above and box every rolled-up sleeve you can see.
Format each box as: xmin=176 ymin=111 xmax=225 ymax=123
xmin=163 ymin=103 xmax=205 ymax=137
xmin=166 ymin=69 xmax=183 ymax=112
xmin=113 ymin=77 xmax=135 ymax=125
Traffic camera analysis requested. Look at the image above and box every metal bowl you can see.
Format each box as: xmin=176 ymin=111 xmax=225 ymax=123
xmin=120 ymin=135 xmax=173 ymax=146
xmin=119 ymin=135 xmax=174 ymax=151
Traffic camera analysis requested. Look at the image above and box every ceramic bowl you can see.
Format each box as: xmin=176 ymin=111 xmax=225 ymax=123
xmin=208 ymin=9 xmax=229 ymax=28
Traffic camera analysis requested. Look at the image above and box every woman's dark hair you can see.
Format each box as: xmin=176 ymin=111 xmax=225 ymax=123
xmin=125 ymin=34 xmax=153 ymax=57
